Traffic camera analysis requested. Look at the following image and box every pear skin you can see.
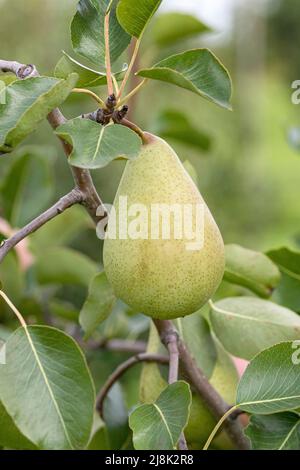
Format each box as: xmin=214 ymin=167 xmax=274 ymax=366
xmin=103 ymin=134 xmax=225 ymax=319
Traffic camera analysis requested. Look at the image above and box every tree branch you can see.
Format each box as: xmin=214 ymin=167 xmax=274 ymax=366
xmin=0 ymin=60 xmax=106 ymax=227
xmin=153 ymin=319 xmax=250 ymax=450
xmin=96 ymin=353 xmax=169 ymax=418
xmin=0 ymin=189 xmax=83 ymax=263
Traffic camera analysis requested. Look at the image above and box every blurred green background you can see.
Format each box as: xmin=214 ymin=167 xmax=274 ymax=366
xmin=0 ymin=0 xmax=300 ymax=319
xmin=1 ymin=0 xmax=300 ymax=251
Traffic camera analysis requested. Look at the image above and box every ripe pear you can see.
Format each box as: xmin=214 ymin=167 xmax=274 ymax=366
xmin=103 ymin=134 xmax=225 ymax=320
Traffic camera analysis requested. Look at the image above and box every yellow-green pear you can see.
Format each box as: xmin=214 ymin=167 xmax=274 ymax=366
xmin=103 ymin=134 xmax=225 ymax=320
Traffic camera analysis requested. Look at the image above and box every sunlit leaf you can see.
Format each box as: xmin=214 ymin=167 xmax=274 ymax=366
xmin=56 ymin=119 xmax=142 ymax=169
xmin=137 ymin=49 xmax=232 ymax=110
xmin=225 ymin=244 xmax=280 ymax=297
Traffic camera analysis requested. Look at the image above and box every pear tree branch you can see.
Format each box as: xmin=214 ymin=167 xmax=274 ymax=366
xmin=153 ymin=319 xmax=250 ymax=450
xmin=96 ymin=353 xmax=169 ymax=418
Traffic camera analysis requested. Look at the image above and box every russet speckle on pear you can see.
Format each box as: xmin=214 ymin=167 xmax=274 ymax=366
xmin=103 ymin=133 xmax=225 ymax=320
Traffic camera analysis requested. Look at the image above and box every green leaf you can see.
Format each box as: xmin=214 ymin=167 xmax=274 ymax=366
xmin=130 ymin=381 xmax=191 ymax=450
xmin=245 ymin=412 xmax=300 ymax=450
xmin=49 ymin=299 xmax=79 ymax=322
xmin=56 ymin=119 xmax=142 ymax=169
xmin=137 ymin=49 xmax=232 ymax=110
xmin=117 ymin=0 xmax=162 ymax=38
xmin=153 ymin=109 xmax=211 ymax=152
xmin=267 ymin=247 xmax=300 ymax=312
xmin=0 ymin=74 xmax=78 ymax=153
xmin=0 ymin=252 xmax=24 ymax=307
xmin=71 ymin=0 xmax=131 ymax=67
xmin=236 ymin=342 xmax=300 ymax=414
xmin=224 ymin=244 xmax=280 ymax=298
xmin=35 ymin=247 xmax=98 ymax=286
xmin=174 ymin=312 xmax=217 ymax=378
xmin=30 ymin=205 xmax=91 ymax=253
xmin=152 ymin=12 xmax=211 ymax=47
xmin=0 ymin=401 xmax=37 ymax=449
xmin=0 ymin=146 xmax=54 ymax=227
xmin=79 ymin=272 xmax=116 ymax=339
xmin=88 ymin=415 xmax=110 ymax=450
xmin=0 ymin=326 xmax=95 ymax=449
xmin=210 ymin=297 xmax=300 ymax=360
xmin=54 ymin=51 xmax=127 ymax=88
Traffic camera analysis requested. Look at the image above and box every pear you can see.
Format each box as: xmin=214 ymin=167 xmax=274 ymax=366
xmin=103 ymin=134 xmax=225 ymax=319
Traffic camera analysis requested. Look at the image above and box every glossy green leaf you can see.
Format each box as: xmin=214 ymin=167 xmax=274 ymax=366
xmin=0 ymin=146 xmax=54 ymax=227
xmin=0 ymin=326 xmax=95 ymax=449
xmin=117 ymin=0 xmax=162 ymax=38
xmin=153 ymin=109 xmax=211 ymax=151
xmin=0 ymin=401 xmax=36 ymax=450
xmin=137 ymin=49 xmax=232 ymax=110
xmin=210 ymin=297 xmax=300 ymax=360
xmin=56 ymin=119 xmax=142 ymax=169
xmin=245 ymin=412 xmax=300 ymax=450
xmin=54 ymin=51 xmax=127 ymax=88
xmin=237 ymin=342 xmax=300 ymax=414
xmin=0 ymin=74 xmax=78 ymax=152
xmin=152 ymin=12 xmax=211 ymax=46
xmin=71 ymin=0 xmax=131 ymax=67
xmin=35 ymin=247 xmax=98 ymax=286
xmin=49 ymin=299 xmax=79 ymax=322
xmin=79 ymin=272 xmax=116 ymax=339
xmin=129 ymin=381 xmax=191 ymax=450
xmin=225 ymin=244 xmax=280 ymax=298
xmin=139 ymin=322 xmax=168 ymax=404
xmin=267 ymin=247 xmax=300 ymax=312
